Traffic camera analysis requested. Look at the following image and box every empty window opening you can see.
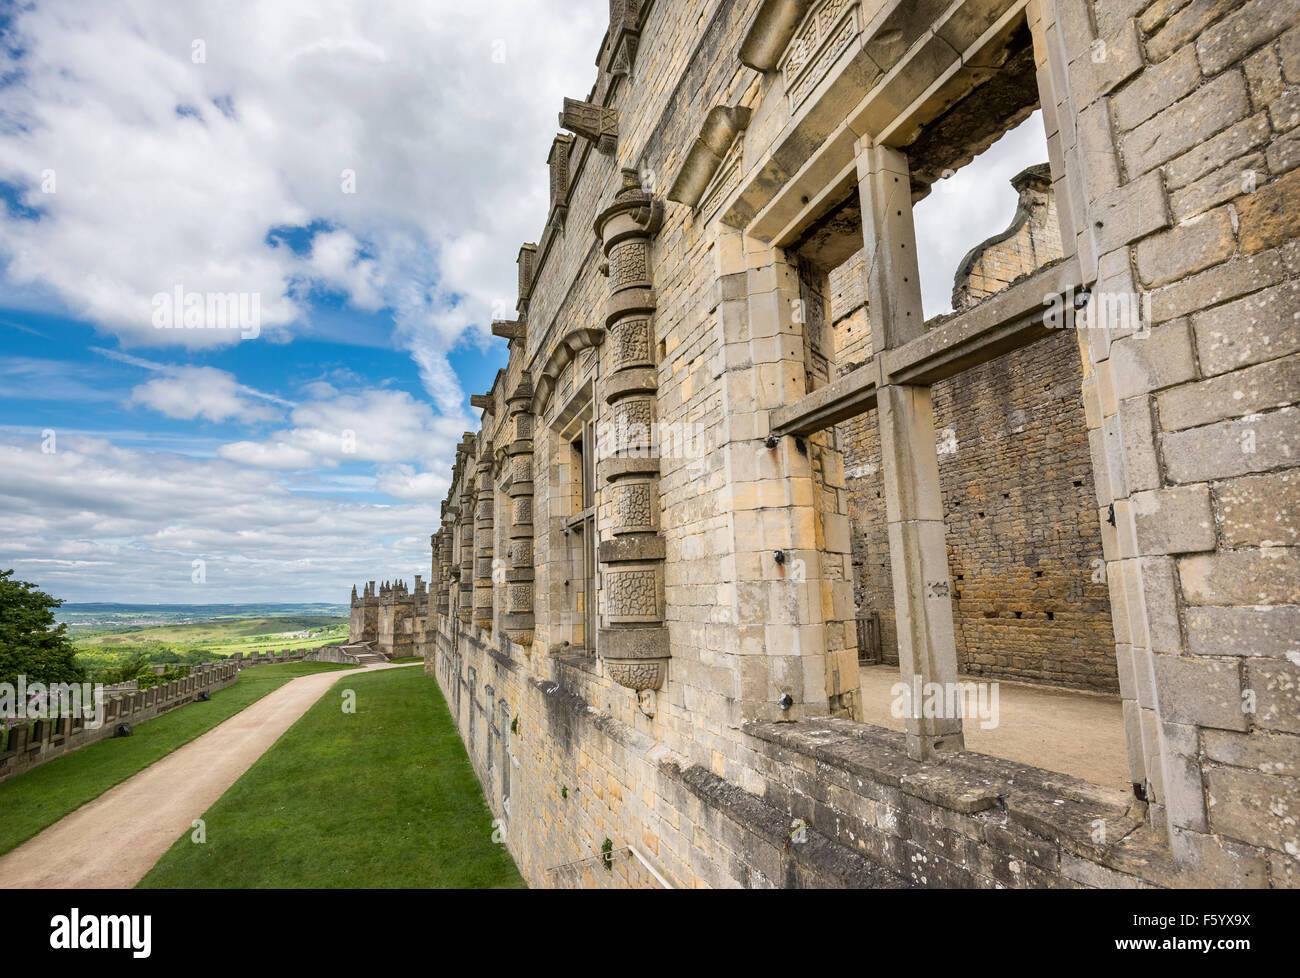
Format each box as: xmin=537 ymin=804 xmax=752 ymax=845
xmin=564 ymin=424 xmax=597 ymax=655
xmin=806 ymin=12 xmax=1124 ymax=788
xmin=896 ymin=18 xmax=1060 ymax=321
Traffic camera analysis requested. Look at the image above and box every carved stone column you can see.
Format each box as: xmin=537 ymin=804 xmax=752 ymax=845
xmin=436 ymin=519 xmax=453 ymax=620
xmin=502 ymin=375 xmax=536 ymax=646
xmin=474 ymin=434 xmax=495 ymax=633
xmin=594 ymin=168 xmax=668 ymax=696
xmin=457 ymin=436 xmax=476 ymax=626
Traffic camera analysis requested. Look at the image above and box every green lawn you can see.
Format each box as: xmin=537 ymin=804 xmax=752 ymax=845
xmin=140 ymin=666 xmax=525 ymax=889
xmin=388 ymin=656 xmax=422 ymax=664
xmin=0 ymin=662 xmax=356 ymax=856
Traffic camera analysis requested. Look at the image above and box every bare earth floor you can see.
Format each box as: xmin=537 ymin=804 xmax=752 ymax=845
xmin=857 ymin=664 xmax=1130 ymax=789
xmin=0 ymin=662 xmax=411 ymax=889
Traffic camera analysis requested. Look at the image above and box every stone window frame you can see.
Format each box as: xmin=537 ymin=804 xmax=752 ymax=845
xmin=551 ymin=375 xmax=601 ymax=656
xmin=723 ymin=0 xmax=1144 ymax=791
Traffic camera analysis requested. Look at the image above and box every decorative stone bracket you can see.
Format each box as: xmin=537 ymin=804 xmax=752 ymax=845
xmin=517 ymin=243 xmax=537 ymax=321
xmin=559 ymin=98 xmax=619 ymax=156
xmin=667 ymin=105 xmax=752 ymax=208
xmin=606 ymin=0 xmax=645 ymax=79
xmin=492 ymin=318 xmax=526 ymax=345
xmin=547 ymin=134 xmax=574 ymax=230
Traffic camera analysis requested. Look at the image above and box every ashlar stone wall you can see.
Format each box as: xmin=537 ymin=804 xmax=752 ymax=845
xmin=411 ymin=0 xmax=1300 ymax=888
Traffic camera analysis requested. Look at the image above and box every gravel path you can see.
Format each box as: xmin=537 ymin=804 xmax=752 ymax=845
xmin=0 ymin=662 xmax=411 ymax=889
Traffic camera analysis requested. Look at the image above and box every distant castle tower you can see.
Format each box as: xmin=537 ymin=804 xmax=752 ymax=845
xmin=349 ymin=577 xmax=425 ymax=658
xmin=349 ymin=580 xmax=379 ymax=645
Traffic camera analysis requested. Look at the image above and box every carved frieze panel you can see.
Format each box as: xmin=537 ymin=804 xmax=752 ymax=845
xmin=608 ymin=239 xmax=651 ymax=291
xmin=780 ymin=0 xmax=860 ymax=109
xmin=609 ymin=317 xmax=652 ymax=369
xmin=513 ymin=496 xmax=533 ymax=525
xmin=512 ymin=455 xmax=533 ymax=485
xmin=612 ymin=481 xmax=656 ymax=534
xmin=605 ymin=567 xmax=661 ymax=623
xmin=698 ymin=137 xmax=743 ymax=219
xmin=611 ymin=397 xmax=654 ymax=453
xmin=509 ymin=583 xmax=534 ymax=614
xmin=605 ymin=659 xmax=665 ymax=691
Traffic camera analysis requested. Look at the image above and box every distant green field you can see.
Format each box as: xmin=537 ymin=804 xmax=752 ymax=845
xmin=75 ymin=615 xmax=348 ymax=648
xmin=73 ymin=615 xmax=350 ymax=679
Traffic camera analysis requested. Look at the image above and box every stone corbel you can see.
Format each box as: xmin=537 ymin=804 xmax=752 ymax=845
xmin=516 ymin=243 xmax=537 ymax=320
xmin=559 ymin=97 xmax=619 ymax=156
xmin=606 ymin=0 xmax=644 ymax=79
xmin=666 ymin=105 xmax=752 ymax=208
xmin=547 ymin=134 xmax=573 ymax=230
xmin=738 ymin=0 xmax=815 ymax=72
xmin=492 ymin=319 xmax=525 ymax=344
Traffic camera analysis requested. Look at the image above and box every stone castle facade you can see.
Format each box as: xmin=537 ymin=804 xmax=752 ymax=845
xmin=374 ymin=0 xmax=1298 ymax=887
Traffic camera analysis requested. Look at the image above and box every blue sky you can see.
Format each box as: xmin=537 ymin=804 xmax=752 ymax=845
xmin=0 ymin=0 xmax=607 ymax=603
xmin=0 ymin=0 xmax=1047 ymax=605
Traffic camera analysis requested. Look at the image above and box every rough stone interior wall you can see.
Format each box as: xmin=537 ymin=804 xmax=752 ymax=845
xmin=841 ymin=331 xmax=1117 ymax=691
xmin=829 ymin=195 xmax=1114 ymax=691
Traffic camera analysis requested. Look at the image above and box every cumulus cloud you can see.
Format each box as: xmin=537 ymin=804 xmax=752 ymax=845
xmin=912 ymin=111 xmax=1052 ymax=317
xmin=273 ymin=387 xmax=460 ymax=465
xmin=217 ymin=440 xmax=316 ymax=470
xmin=0 ymin=1 xmax=610 ymax=600
xmin=375 ymin=465 xmax=451 ymax=501
xmin=129 ymin=366 xmax=282 ymax=424
xmin=0 ymin=0 xmax=606 ymax=381
xmin=0 ymin=433 xmax=437 ymax=601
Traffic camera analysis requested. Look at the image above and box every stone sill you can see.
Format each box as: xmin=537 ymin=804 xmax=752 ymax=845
xmin=744 ymin=716 xmax=1180 ymax=887
xmin=552 ymin=649 xmax=602 ymax=678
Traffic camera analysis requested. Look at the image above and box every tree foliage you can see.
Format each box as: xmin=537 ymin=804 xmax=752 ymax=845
xmin=0 ymin=570 xmax=86 ymax=688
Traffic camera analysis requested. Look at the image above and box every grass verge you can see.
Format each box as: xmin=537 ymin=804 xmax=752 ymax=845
xmin=0 ymin=662 xmax=355 ymax=856
xmin=139 ymin=666 xmax=525 ymax=888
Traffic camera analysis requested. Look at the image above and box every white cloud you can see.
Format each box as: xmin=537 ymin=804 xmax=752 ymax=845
xmin=375 ymin=465 xmax=450 ymax=502
xmin=128 ymin=366 xmax=281 ymax=424
xmin=0 ymin=0 xmax=607 ymax=390
xmin=912 ymin=111 xmax=1052 ymax=317
xmin=0 ymin=434 xmax=437 ymax=602
xmin=217 ymin=440 xmax=316 ymax=470
xmin=273 ymin=387 xmax=460 ymax=465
